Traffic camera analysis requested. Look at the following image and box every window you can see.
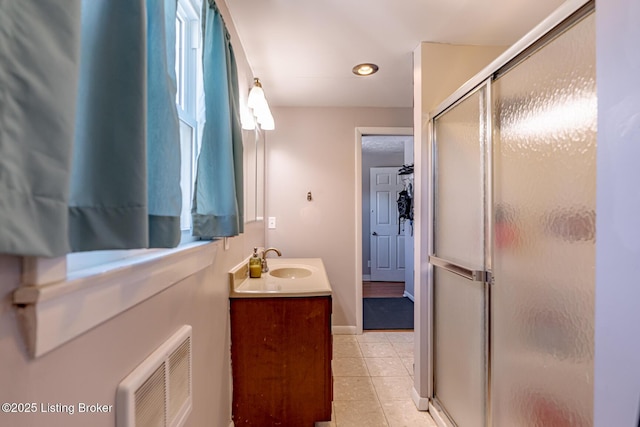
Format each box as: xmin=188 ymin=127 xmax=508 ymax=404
xmin=19 ymin=0 xmax=211 ymax=358
xmin=66 ymin=0 xmax=203 ymax=272
xmin=175 ymin=13 xmax=185 ymax=109
xmin=176 ymin=0 xmax=202 ymax=234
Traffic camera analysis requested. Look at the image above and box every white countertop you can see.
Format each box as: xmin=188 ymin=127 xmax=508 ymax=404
xmin=229 ymin=257 xmax=332 ymax=298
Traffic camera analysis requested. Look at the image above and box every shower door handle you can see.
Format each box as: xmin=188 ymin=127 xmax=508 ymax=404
xmin=429 ymin=255 xmax=488 ymax=282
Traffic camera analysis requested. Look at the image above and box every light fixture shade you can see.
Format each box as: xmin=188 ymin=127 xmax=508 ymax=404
xmin=258 ymin=110 xmax=275 ymax=130
xmin=247 ymin=85 xmax=266 ymax=110
xmin=240 ymin=106 xmax=256 ymax=130
xmin=252 ymin=99 xmax=271 ymax=120
xmin=248 ymin=78 xmax=275 ymax=130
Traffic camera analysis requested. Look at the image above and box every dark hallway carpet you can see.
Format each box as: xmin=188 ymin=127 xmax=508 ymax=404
xmin=363 ymin=297 xmax=414 ymax=330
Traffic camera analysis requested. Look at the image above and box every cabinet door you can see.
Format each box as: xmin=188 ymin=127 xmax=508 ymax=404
xmin=231 ymin=296 xmax=332 ymax=426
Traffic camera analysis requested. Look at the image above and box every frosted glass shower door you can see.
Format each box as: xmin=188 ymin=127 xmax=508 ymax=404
xmin=431 ymin=85 xmax=488 ymax=427
xmin=491 ymin=12 xmax=596 ymax=427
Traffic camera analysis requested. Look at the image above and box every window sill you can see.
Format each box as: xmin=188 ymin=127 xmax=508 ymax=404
xmin=13 ymin=241 xmax=218 ymax=358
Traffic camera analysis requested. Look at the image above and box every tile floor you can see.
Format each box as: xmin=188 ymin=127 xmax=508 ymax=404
xmin=316 ymin=331 xmax=437 ymax=427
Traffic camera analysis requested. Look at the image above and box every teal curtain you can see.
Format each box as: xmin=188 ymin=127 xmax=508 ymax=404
xmin=0 ymin=0 xmax=181 ymax=257
xmin=70 ymin=0 xmax=181 ymax=251
xmin=147 ymin=0 xmax=182 ymax=248
xmin=0 ymin=1 xmax=81 ymax=257
xmin=192 ymin=0 xmax=244 ymax=238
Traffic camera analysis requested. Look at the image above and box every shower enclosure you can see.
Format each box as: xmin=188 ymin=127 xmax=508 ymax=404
xmin=427 ymin=2 xmax=596 ymax=426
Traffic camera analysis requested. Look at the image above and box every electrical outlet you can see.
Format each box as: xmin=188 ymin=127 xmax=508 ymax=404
xmin=268 ymin=217 xmax=276 ymax=229
xmin=367 ymin=260 xmax=371 ymax=267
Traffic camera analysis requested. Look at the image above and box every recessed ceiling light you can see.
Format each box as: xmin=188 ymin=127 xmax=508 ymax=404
xmin=352 ymin=63 xmax=379 ymax=76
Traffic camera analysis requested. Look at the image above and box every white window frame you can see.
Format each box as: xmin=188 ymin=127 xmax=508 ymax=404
xmin=14 ymin=0 xmax=212 ymax=359
xmin=176 ymin=0 xmax=201 ymax=236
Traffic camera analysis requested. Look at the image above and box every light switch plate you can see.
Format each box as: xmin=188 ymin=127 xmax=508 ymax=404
xmin=268 ymin=217 xmax=276 ymax=229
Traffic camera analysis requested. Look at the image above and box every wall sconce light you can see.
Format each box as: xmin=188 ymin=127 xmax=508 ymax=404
xmin=243 ymin=78 xmax=275 ymax=130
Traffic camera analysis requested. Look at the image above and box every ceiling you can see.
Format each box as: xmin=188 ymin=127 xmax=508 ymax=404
xmin=226 ymin=0 xmax=565 ymax=108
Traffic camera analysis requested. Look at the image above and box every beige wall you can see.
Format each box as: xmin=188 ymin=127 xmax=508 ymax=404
xmin=265 ymin=107 xmax=412 ymax=327
xmin=0 ymin=1 xmax=262 ymax=426
xmin=263 ymin=44 xmax=503 ymax=330
xmin=0 ymin=221 xmax=263 ymax=427
xmin=420 ymin=43 xmax=507 ymax=113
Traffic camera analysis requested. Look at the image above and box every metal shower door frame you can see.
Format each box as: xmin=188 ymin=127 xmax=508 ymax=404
xmin=424 ymin=2 xmax=594 ymax=426
xmin=427 ymin=79 xmax=493 ymax=427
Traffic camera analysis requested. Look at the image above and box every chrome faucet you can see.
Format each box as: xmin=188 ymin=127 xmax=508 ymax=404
xmin=261 ymin=247 xmax=282 ymax=273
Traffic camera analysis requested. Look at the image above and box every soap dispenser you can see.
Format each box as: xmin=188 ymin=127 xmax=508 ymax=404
xmin=249 ymin=247 xmax=262 ymax=278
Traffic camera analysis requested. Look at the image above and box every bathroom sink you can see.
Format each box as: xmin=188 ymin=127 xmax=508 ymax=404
xmin=269 ymin=267 xmax=312 ymax=279
xmin=229 ymin=258 xmax=332 ymax=298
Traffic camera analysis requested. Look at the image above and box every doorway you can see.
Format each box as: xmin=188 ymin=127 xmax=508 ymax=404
xmin=355 ymin=127 xmax=413 ymax=335
xmin=361 ymin=134 xmax=414 ymax=330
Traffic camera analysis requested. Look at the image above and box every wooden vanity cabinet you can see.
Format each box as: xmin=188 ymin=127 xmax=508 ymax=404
xmin=230 ymin=296 xmax=332 ymax=427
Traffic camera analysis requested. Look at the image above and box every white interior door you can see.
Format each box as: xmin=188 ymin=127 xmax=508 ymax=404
xmin=370 ymin=167 xmax=405 ymax=282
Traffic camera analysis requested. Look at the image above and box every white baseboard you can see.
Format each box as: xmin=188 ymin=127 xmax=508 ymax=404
xmin=411 ymin=387 xmax=429 ymax=411
xmin=363 ymin=274 xmax=371 ymax=281
xmin=332 ymin=325 xmax=357 ymax=335
xmin=403 ymin=291 xmax=415 ymax=302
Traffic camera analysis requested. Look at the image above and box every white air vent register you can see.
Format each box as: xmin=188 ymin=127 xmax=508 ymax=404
xmin=117 ymin=325 xmax=192 ymax=427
